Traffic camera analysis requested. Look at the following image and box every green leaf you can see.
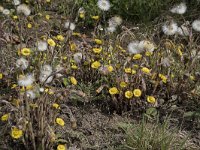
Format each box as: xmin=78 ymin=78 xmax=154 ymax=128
xmin=184 ymin=111 xmax=195 ymax=118
xmin=146 ymin=107 xmax=157 ymax=116
xmin=62 ymin=78 xmax=68 ymax=87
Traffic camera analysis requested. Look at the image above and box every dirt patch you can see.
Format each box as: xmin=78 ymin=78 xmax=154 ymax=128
xmin=62 ymin=105 xmax=131 ymax=150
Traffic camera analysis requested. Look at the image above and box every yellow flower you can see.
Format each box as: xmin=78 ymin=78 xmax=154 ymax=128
xmin=145 ymin=51 xmax=153 ymax=56
xmin=21 ymin=48 xmax=31 ymax=56
xmin=11 ymin=84 xmax=17 ymax=89
xmin=56 ymin=118 xmax=65 ymax=126
xmin=20 ymin=85 xmax=33 ymax=92
xmin=91 ymin=61 xmax=101 ymax=69
xmin=133 ymin=89 xmax=142 ymax=97
xmin=125 ymin=68 xmax=132 ymax=74
xmin=45 ymin=88 xmax=49 ymax=93
xmin=27 ymin=23 xmax=32 ymax=28
xmin=93 ymin=47 xmax=102 ymax=54
xmin=62 ymin=56 xmax=67 ymax=60
xmin=159 ymin=74 xmax=167 ymax=83
xmin=120 ymin=82 xmax=127 ymax=88
xmin=107 ymin=65 xmax=113 ymax=72
xmin=125 ymin=91 xmax=133 ymax=99
xmin=12 ymin=99 xmax=20 ymax=107
xmin=11 ymin=127 xmax=23 ymax=139
xmin=133 ymin=64 xmax=139 ymax=69
xmin=30 ymin=103 xmax=38 ymax=108
xmin=141 ymin=67 xmax=151 ymax=74
xmin=94 ymin=39 xmax=102 ymax=45
xmin=47 ymin=39 xmax=56 ymax=47
xmin=45 ymin=15 xmax=50 ymax=20
xmin=48 ymin=89 xmax=54 ymax=95
xmin=91 ymin=16 xmax=99 ymax=20
xmin=109 ymin=87 xmax=119 ymax=95
xmin=79 ymin=12 xmax=85 ymax=19
xmin=177 ymin=46 xmax=183 ymax=56
xmin=0 ymin=73 xmax=3 ymax=79
xmin=132 ymin=69 xmax=136 ymax=74
xmin=1 ymin=113 xmax=9 ymax=121
xmin=72 ymin=32 xmax=81 ymax=37
xmin=57 ymin=35 xmax=64 ymax=41
xmin=57 ymin=144 xmax=66 ymax=150
xmin=52 ymin=103 xmax=60 ymax=109
xmin=71 ymin=64 xmax=78 ymax=69
xmin=190 ymin=75 xmax=195 ymax=81
xmin=147 ymin=96 xmax=156 ymax=104
xmin=13 ymin=15 xmax=18 ymax=20
xmin=70 ymin=77 xmax=77 ymax=85
xmin=70 ymin=42 xmax=76 ymax=51
xmin=133 ymin=54 xmax=142 ymax=60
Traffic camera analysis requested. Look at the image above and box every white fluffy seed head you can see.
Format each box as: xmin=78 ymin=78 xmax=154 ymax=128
xmin=97 ymin=0 xmax=111 ymax=11
xmin=37 ymin=40 xmax=48 ymax=51
xmin=108 ymin=16 xmax=122 ymax=27
xmin=39 ymin=73 xmax=53 ymax=84
xmin=16 ymin=57 xmax=29 ymax=70
xmin=64 ymin=21 xmax=76 ymax=31
xmin=73 ymin=52 xmax=83 ymax=63
xmin=55 ymin=65 xmax=64 ymax=78
xmin=17 ymin=4 xmax=31 ymax=16
xmin=170 ymin=2 xmax=187 ymax=15
xmin=127 ymin=41 xmax=144 ymax=54
xmin=18 ymin=74 xmax=35 ymax=87
xmin=26 ymin=90 xmax=36 ymax=99
xmin=39 ymin=65 xmax=53 ymax=84
xmin=40 ymin=65 xmax=52 ymax=73
xmin=106 ymin=26 xmax=116 ymax=33
xmin=39 ymin=87 xmax=44 ymax=92
xmin=2 ymin=9 xmax=10 ymax=15
xmin=13 ymin=0 xmax=21 ymax=6
xmin=192 ymin=20 xmax=200 ymax=32
xmin=162 ymin=21 xmax=178 ymax=35
xmin=140 ymin=40 xmax=155 ymax=52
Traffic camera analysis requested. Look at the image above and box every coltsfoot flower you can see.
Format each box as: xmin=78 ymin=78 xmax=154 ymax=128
xmin=70 ymin=76 xmax=77 ymax=85
xmin=147 ymin=96 xmax=156 ymax=104
xmin=1 ymin=113 xmax=9 ymax=121
xmin=21 ymin=48 xmax=31 ymax=56
xmin=47 ymin=39 xmax=56 ymax=47
xmin=57 ymin=144 xmax=66 ymax=150
xmin=91 ymin=61 xmax=101 ymax=69
xmin=125 ymin=91 xmax=133 ymax=99
xmin=109 ymin=87 xmax=119 ymax=95
xmin=141 ymin=67 xmax=151 ymax=74
xmin=93 ymin=47 xmax=102 ymax=54
xmin=133 ymin=54 xmax=142 ymax=60
xmin=56 ymin=118 xmax=65 ymax=126
xmin=133 ymin=89 xmax=142 ymax=97
xmin=11 ymin=126 xmax=23 ymax=139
